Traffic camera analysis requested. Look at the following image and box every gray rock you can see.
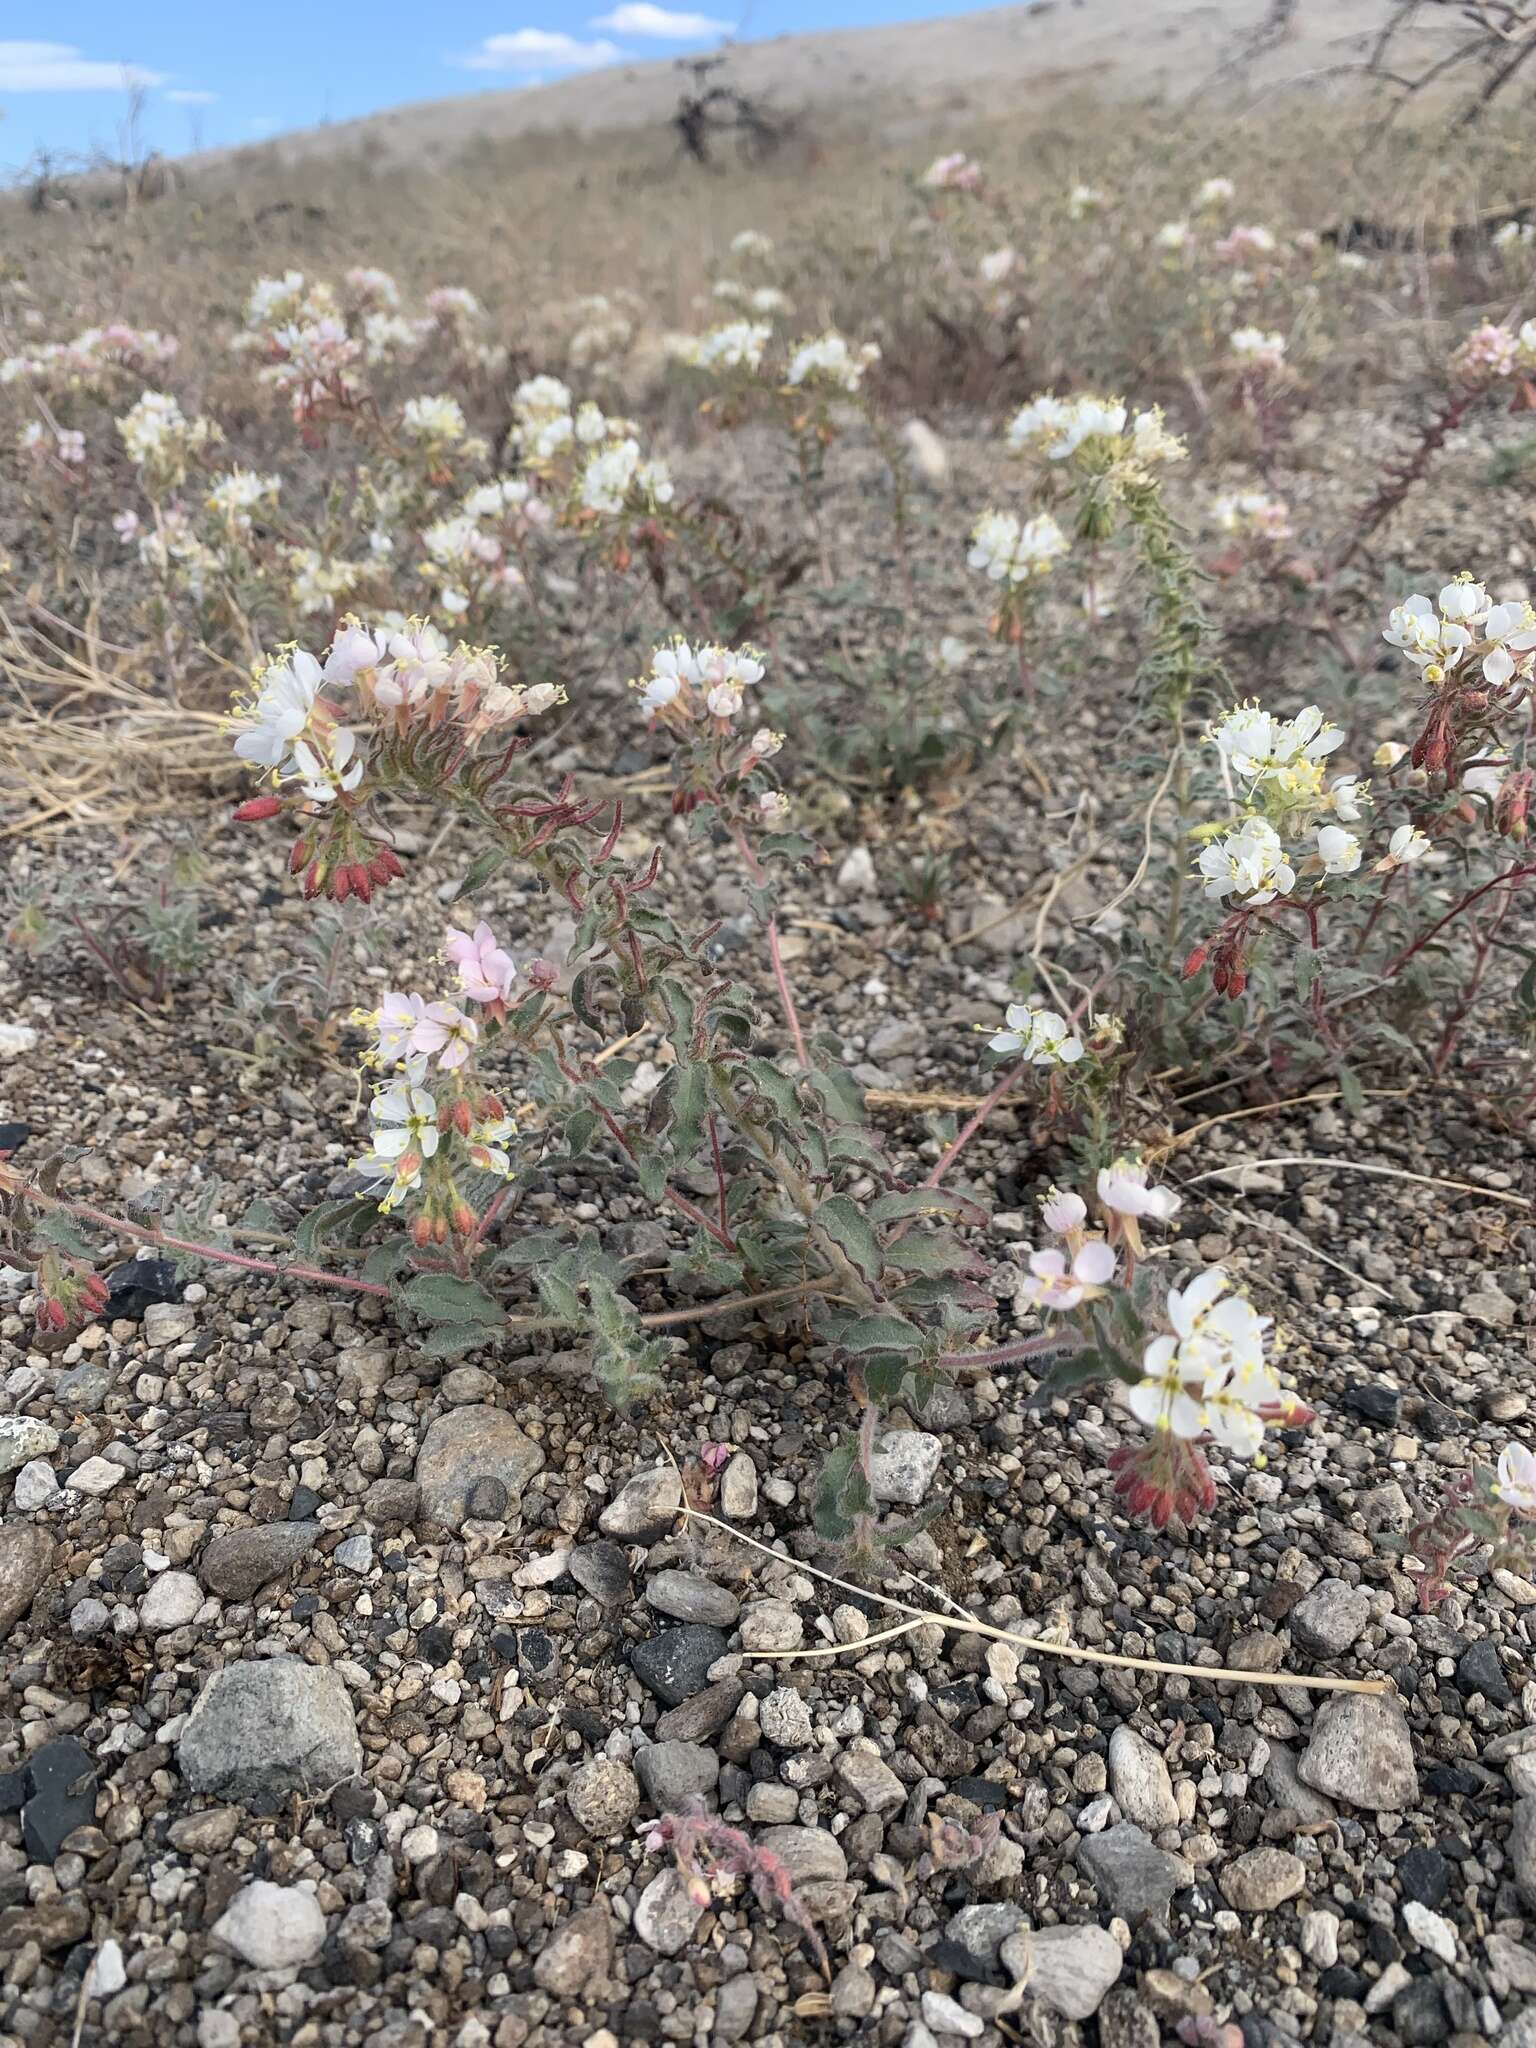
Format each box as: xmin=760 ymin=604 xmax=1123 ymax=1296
xmin=17 ymin=1737 xmax=98 ymax=1863
xmin=645 ymin=1569 xmax=740 ymax=1627
xmin=1402 ymin=1900 xmax=1457 ymax=1964
xmin=631 ymin=1626 xmax=728 ymax=1706
xmin=1510 ymin=1797 xmax=1536 ymax=1908
xmin=920 ymin=1990 xmax=983 ymax=2038
xmin=1486 ymin=1931 xmax=1536 ymax=1993
xmin=1298 ymin=1909 xmax=1340 ymax=1967
xmin=1001 ymin=1922 xmax=1123 ymax=2020
xmin=415 ymin=1407 xmax=544 ymax=1530
xmin=85 ymin=1939 xmax=127 ymax=1998
xmin=1107 ymin=1726 xmax=1179 ymax=1830
xmin=656 ymin=1678 xmax=744 ymax=1743
xmin=334 ymin=1535 xmax=373 ymax=1574
xmin=1097 ymin=1988 xmax=1160 ymax=2048
xmin=942 ymin=1902 xmax=1027 ymax=1979
xmin=200 ymin=1523 xmax=319 ymax=1602
xmin=362 ymin=1477 xmax=419 ymax=1527
xmin=1297 ymin=1692 xmax=1418 ymax=1811
xmin=636 ymin=1740 xmax=719 ymax=1810
xmin=178 ymin=1657 xmax=361 ymax=1809
xmin=836 ymin=1745 xmax=905 ymax=1813
xmin=634 ymin=1868 xmax=705 ymax=1955
xmin=199 ymin=2015 xmax=240 ymax=2048
xmin=67 ymin=1455 xmax=125 ymax=1496
xmin=1462 ymin=1282 xmax=1517 ymax=1328
xmin=760 ymin=1686 xmax=815 ymax=1748
xmin=1221 ymin=1847 xmax=1306 ymax=1912
xmin=569 ymin=1541 xmax=631 ymax=1606
xmin=738 ymin=1599 xmax=803 ymax=1651
xmin=869 ymin=1429 xmax=942 ymax=1506
xmin=533 ymin=1903 xmax=613 ymax=1998
xmin=337 ymin=1899 xmax=393 ymax=1949
xmin=745 ymin=1783 xmax=799 ymax=1822
xmin=566 ymin=1757 xmax=640 ymax=1837
xmin=70 ymin=1597 xmax=111 ymax=1638
xmin=12 ymin=1458 xmax=59 ymax=1510
xmin=211 ymin=1882 xmax=326 ymax=1970
xmin=713 ymin=1974 xmax=759 ymax=2041
xmin=139 ymin=1571 xmax=203 ymax=1631
xmin=719 ymin=1452 xmax=758 ymax=1521
xmin=143 ymin=1301 xmax=197 ymax=1345
xmin=1262 ymin=1740 xmax=1337 ymax=1825
xmin=1076 ymin=1823 xmax=1192 ymax=1920
xmin=0 ymin=1522 xmax=53 ymax=1639
xmin=598 ymin=1465 xmax=681 ymax=1540
xmin=1289 ymin=1579 xmax=1370 ymax=1658
xmin=0 ymin=1417 xmax=59 ymax=1477
xmin=758 ymin=1825 xmax=847 ymax=1883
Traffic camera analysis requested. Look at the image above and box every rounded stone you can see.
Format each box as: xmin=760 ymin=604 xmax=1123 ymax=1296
xmin=566 ymin=1757 xmax=640 ymax=1837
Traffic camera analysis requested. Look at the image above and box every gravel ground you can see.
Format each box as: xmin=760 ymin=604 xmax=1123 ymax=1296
xmin=3 ymin=395 xmax=1535 ymax=2048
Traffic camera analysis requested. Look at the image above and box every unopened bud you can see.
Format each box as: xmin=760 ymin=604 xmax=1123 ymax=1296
xmin=452 ymin=1201 xmax=477 ymax=1238
xmin=289 ymin=837 xmax=310 ymax=875
xmin=1181 ymin=943 xmax=1207 ymax=981
xmin=350 ymin=863 xmax=373 ymax=903
xmin=412 ymin=1213 xmax=433 ymax=1247
xmin=332 ymin=865 xmax=352 ymax=903
xmin=1226 ymin=969 xmax=1247 ymax=999
xmin=233 ymin=794 xmax=284 ymax=823
xmin=525 ymin=958 xmax=559 ymax=991
xmin=451 ymin=1098 xmax=473 ymax=1136
xmin=433 ymin=1216 xmax=449 ymax=1244
xmin=303 ymin=862 xmax=324 ymax=899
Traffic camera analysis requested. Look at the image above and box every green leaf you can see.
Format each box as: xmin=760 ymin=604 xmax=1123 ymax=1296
xmin=34 ymin=1212 xmax=96 ymax=1259
xmin=418 ymin=1321 xmax=501 ymax=1360
xmin=295 ymin=1195 xmax=377 ymax=1261
xmin=742 ymin=1056 xmax=802 ymax=1122
xmin=812 ymin=1439 xmax=870 ymax=1542
xmin=868 ymin=1187 xmax=988 ymax=1227
xmin=668 ymin=1062 xmax=709 ymax=1165
xmin=494 ymin=1230 xmax=572 ymax=1269
xmin=569 ymin=966 xmax=608 ymax=1034
xmin=450 ymin=846 xmax=507 ymax=903
xmin=838 ymin=1310 xmax=926 ymax=1356
xmin=361 ymin=1241 xmax=412 ymax=1286
xmin=1337 ymin=1063 xmax=1366 ymax=1115
xmin=805 ymin=1061 xmax=867 ymax=1127
xmin=402 ymin=1273 xmax=504 ymax=1327
xmin=815 ymin=1194 xmax=883 ymax=1284
xmin=563 ymin=1107 xmax=599 ymax=1157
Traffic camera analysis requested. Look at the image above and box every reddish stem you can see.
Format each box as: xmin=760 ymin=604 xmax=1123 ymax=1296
xmin=732 ymin=826 xmax=809 ymax=1068
xmin=922 ymin=1059 xmax=1027 ymax=1192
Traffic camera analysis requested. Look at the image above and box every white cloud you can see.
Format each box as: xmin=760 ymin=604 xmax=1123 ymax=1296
xmin=165 ymin=88 xmax=217 ymax=106
xmin=590 ymin=4 xmax=732 ymax=35
xmin=451 ymin=29 xmax=623 ymax=74
xmin=0 ymin=40 xmax=166 ymax=92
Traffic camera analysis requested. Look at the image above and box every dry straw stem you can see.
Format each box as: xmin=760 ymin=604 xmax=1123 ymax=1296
xmin=1180 ymin=1154 xmax=1533 ymax=1210
xmin=1 ymin=604 xmax=234 ymax=839
xmin=663 ymin=1461 xmax=1387 ymax=1698
xmin=1147 ymin=1083 xmax=1417 ymax=1161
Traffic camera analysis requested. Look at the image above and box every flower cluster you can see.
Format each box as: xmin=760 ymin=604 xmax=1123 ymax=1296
xmin=1126 ymin=1267 xmax=1293 ymax=1455
xmin=688 ymin=321 xmax=773 ymax=375
xmin=633 ymin=639 xmax=767 ymax=725
xmin=1006 ymin=394 xmax=1186 ymax=471
xmin=785 ymin=333 xmax=881 ymax=394
xmin=967 ymin=509 xmax=1069 ymax=585
xmin=987 ymin=1002 xmax=1083 ymax=1065
xmin=1451 ymin=318 xmax=1536 ymax=388
xmin=1 ymin=321 xmax=178 ymax=390
xmin=116 ymin=390 xmax=221 ymax=492
xmin=1383 ymin=576 xmax=1536 ymax=785
xmin=1213 ymin=489 xmax=1292 ymax=541
xmin=1229 ymin=326 xmax=1287 ymax=373
xmin=352 ymin=925 xmax=521 ymax=1229
xmin=920 ymin=151 xmax=984 ymax=193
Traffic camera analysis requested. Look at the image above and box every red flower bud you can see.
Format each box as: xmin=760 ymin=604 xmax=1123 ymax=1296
xmin=1182 ymin=943 xmax=1208 ymax=981
xmin=233 ymin=794 xmax=284 ymax=823
xmin=451 ymin=1201 xmax=477 ymax=1238
xmin=289 ymin=837 xmax=310 ymax=875
xmin=350 ymin=863 xmax=373 ymax=903
xmin=452 ymin=1098 xmax=473 ymax=1136
xmin=411 ymin=1213 xmax=433 ymax=1247
xmin=1226 ymin=970 xmax=1247 ymax=999
xmin=303 ymin=862 xmax=324 ymax=899
xmin=332 ymin=865 xmax=352 ymax=903
xmin=373 ymin=844 xmax=403 ymax=880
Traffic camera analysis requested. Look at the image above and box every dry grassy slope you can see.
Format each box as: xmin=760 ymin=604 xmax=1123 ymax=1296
xmin=250 ymin=0 xmax=1452 ymax=168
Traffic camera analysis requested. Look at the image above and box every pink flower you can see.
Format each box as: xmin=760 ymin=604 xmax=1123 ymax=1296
xmin=411 ymin=1000 xmax=478 ymax=1070
xmin=445 ymin=922 xmax=516 ymax=1005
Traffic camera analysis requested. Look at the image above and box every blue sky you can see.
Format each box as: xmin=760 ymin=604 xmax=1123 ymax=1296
xmin=0 ymin=1 xmax=987 ymax=170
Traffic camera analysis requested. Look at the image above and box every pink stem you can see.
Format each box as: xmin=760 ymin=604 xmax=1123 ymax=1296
xmin=922 ymin=1058 xmax=1027 ymax=1191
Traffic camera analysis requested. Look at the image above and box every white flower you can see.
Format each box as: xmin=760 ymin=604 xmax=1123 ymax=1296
xmin=370 ymin=991 xmax=427 ymax=1067
xmin=730 ymin=230 xmax=774 ymax=258
xmin=757 ymin=790 xmax=791 ymax=822
xmin=1229 ymin=326 xmax=1286 ymax=371
xmin=1330 ymin=775 xmax=1365 ymax=822
xmin=1128 ymin=408 xmax=1186 ymax=467
xmin=1196 ymin=176 xmax=1235 ymax=209
xmin=1041 ymin=1187 xmax=1087 ymax=1235
xmin=1316 ymin=824 xmax=1361 ymax=876
xmin=232 ymin=652 xmax=323 ymax=769
xmin=1018 ymin=1238 xmax=1116 ymax=1311
xmin=1050 ymin=398 xmax=1127 ymax=460
xmin=690 ymin=321 xmax=771 ymax=373
xmin=1197 ymin=816 xmax=1295 ymax=906
xmin=292 ymin=726 xmax=364 ymax=804
xmin=1374 ymin=741 xmax=1408 ymax=770
xmin=411 ymin=1000 xmax=478 ymax=1071
xmin=988 ymin=1005 xmax=1083 ymax=1066
xmin=1482 ymin=600 xmax=1536 ymax=686
xmin=1462 ymin=761 xmax=1504 ymax=800
xmin=370 ymin=1086 xmax=438 ymax=1160
xmin=1437 ymin=578 xmax=1490 ymax=625
xmin=1498 ymin=1443 xmax=1536 ymax=1514
xmin=937 ymin=635 xmax=969 ymax=672
xmin=786 ymin=332 xmax=880 ymax=392
xmin=1208 ymin=702 xmax=1343 ymax=783
xmin=1097 ymin=1158 xmax=1181 ymax=1225
xmin=967 ymin=510 xmax=1068 ymax=584
xmin=979 ymin=247 xmax=1017 ymax=285
xmin=400 ymin=394 xmax=467 ymax=444
xmin=1067 ymin=183 xmax=1104 ymax=219
xmin=1126 ymin=1266 xmax=1279 ymax=1454
xmin=1378 ymin=823 xmax=1431 ymax=871
xmin=1154 ymin=220 xmax=1190 ymax=252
